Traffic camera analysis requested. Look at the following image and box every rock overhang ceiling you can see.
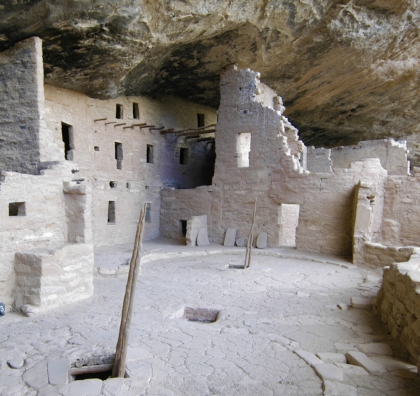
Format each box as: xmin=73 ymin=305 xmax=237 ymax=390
xmin=1 ymin=0 xmax=420 ymax=161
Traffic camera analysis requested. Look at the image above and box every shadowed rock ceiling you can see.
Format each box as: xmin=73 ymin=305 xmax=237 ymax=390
xmin=1 ymin=0 xmax=420 ymax=163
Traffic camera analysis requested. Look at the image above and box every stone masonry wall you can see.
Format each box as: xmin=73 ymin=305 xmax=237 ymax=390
xmin=160 ymin=187 xmax=213 ymax=241
xmin=331 ymin=139 xmax=409 ymax=176
xmin=381 ymin=170 xmax=420 ymax=247
xmin=0 ymin=168 xmax=69 ymax=306
xmin=44 ymin=86 xmax=217 ymax=246
xmin=376 ymin=252 xmax=420 ymax=371
xmin=0 ymin=37 xmax=42 ymax=174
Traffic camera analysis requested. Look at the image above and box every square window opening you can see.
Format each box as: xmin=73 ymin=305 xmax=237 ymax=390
xmin=145 ymin=203 xmax=151 ymax=223
xmin=133 ymin=103 xmax=140 ymax=119
xmin=109 ymin=181 xmax=117 ymax=189
xmin=147 ymin=145 xmax=154 ymax=164
xmin=116 ymin=104 xmax=123 ymax=119
xmin=94 ymin=146 xmax=100 ymax=152
xmin=197 ymin=113 xmax=205 ymax=128
xmin=108 ymin=201 xmax=116 ymax=224
xmin=180 ymin=147 xmax=188 ymax=165
xmin=9 ymin=202 xmax=26 ymax=216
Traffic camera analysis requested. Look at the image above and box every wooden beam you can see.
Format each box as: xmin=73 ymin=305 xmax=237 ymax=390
xmin=196 ymin=137 xmax=215 ymax=142
xmin=139 ymin=125 xmax=155 ymax=129
xmin=160 ymin=128 xmax=174 ymax=134
xmin=171 ymin=124 xmax=217 ymax=134
xmin=70 ymin=364 xmax=113 ymax=376
xmin=94 ymin=118 xmax=107 ymax=122
xmin=105 ymin=121 xmax=116 ymax=125
xmin=149 ymin=126 xmax=165 ymax=131
xmin=123 ymin=126 xmax=133 ymax=129
xmin=132 ymin=123 xmax=147 ymax=127
xmin=177 ymin=128 xmax=216 ymax=137
xmin=114 ymin=123 xmax=126 ymax=127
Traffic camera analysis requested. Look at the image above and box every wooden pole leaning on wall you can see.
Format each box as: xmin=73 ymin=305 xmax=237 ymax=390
xmin=112 ymin=203 xmax=147 ymax=378
xmin=244 ymin=198 xmax=258 ymax=269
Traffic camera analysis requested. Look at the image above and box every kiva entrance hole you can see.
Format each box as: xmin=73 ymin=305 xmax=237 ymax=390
xmin=70 ymin=354 xmax=128 ymax=382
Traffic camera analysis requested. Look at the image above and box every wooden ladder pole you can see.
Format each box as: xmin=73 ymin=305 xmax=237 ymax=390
xmin=244 ymin=198 xmax=257 ymax=268
xmin=112 ymin=203 xmax=147 ymax=377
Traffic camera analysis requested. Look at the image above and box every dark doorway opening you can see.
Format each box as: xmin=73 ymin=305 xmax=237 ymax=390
xmin=197 ymin=113 xmax=205 ymax=127
xmin=61 ymin=122 xmax=73 ymax=160
xmin=147 ymin=145 xmax=154 ymax=164
xmin=180 ymin=148 xmax=188 ymax=165
xmin=180 ymin=220 xmax=187 ymax=237
xmin=116 ymin=104 xmax=123 ymax=119
xmin=133 ymin=103 xmax=139 ymax=119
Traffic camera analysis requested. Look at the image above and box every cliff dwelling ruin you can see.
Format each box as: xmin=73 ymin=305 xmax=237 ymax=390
xmin=1 ymin=1 xmax=420 ymax=395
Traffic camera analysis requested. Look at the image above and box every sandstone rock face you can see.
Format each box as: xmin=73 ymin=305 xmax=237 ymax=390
xmin=1 ymin=1 xmax=420 ymax=162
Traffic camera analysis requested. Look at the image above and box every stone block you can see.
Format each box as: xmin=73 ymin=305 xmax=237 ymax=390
xmin=316 ymin=353 xmax=346 ymax=364
xmin=346 ymin=351 xmax=387 ymax=374
xmin=335 ymin=363 xmax=369 ymax=376
xmin=47 ymin=359 xmax=69 ymax=385
xmin=357 ymin=343 xmax=393 ymax=356
xmin=350 ymin=297 xmax=373 ymax=310
xmin=197 ymin=228 xmax=210 ymax=246
xmin=256 ymin=232 xmax=267 ymax=249
xmin=295 ymin=349 xmax=322 ymax=366
xmin=224 ymin=228 xmax=237 ymax=247
xmin=313 ymin=364 xmax=343 ymax=381
xmin=370 ymin=356 xmax=417 ymax=372
xmin=323 ymin=380 xmax=357 ymax=396
xmin=236 ymin=237 xmax=247 ymax=247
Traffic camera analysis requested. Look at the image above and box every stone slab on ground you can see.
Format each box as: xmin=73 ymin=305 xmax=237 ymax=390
xmin=351 ymin=297 xmax=373 ymax=309
xmin=346 ymin=351 xmax=387 ymax=375
xmin=295 ymin=349 xmax=323 ymax=366
xmin=224 ymin=228 xmax=237 ymax=247
xmin=23 ymin=360 xmax=48 ymax=389
xmin=102 ymin=377 xmax=126 ymax=396
xmin=370 ymin=356 xmax=417 ymax=372
xmin=390 ymin=369 xmax=418 ymax=379
xmin=335 ymin=363 xmax=369 ymax=376
xmin=59 ymin=379 xmax=103 ymax=396
xmin=235 ymin=237 xmax=247 ymax=247
xmin=323 ymin=380 xmax=358 ymax=396
xmin=316 ymin=353 xmax=347 ymax=364
xmin=197 ymin=228 xmax=210 ymax=246
xmin=47 ymin=359 xmax=69 ymax=385
xmin=313 ymin=363 xmax=344 ymax=381
xmin=256 ymin=232 xmax=267 ymax=249
xmin=357 ymin=342 xmax=393 ymax=356
xmin=7 ymin=358 xmax=25 ymax=369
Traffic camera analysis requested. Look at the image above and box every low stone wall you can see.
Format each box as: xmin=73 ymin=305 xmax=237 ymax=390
xmin=14 ymin=243 xmax=94 ymax=316
xmin=357 ymin=243 xmax=414 ymax=268
xmin=376 ymin=249 xmax=420 ymax=370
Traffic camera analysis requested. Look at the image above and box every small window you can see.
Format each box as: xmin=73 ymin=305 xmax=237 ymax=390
xmin=61 ymin=122 xmax=74 ymax=160
xmin=180 ymin=148 xmax=188 ymax=165
xmin=133 ymin=103 xmax=139 ymax=119
xmin=197 ymin=113 xmax=205 ymax=127
xmin=126 ymin=182 xmax=130 ymax=189
xmin=109 ymin=181 xmax=117 ymax=189
xmin=115 ymin=142 xmax=123 ymax=170
xmin=108 ymin=201 xmax=116 ymax=224
xmin=9 ymin=202 xmax=26 ymax=216
xmin=180 ymin=220 xmax=187 ymax=237
xmin=147 ymin=145 xmax=154 ymax=164
xmin=145 ymin=203 xmax=151 ymax=222
xmin=116 ymin=104 xmax=123 ymax=119
xmin=94 ymin=146 xmax=100 ymax=151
